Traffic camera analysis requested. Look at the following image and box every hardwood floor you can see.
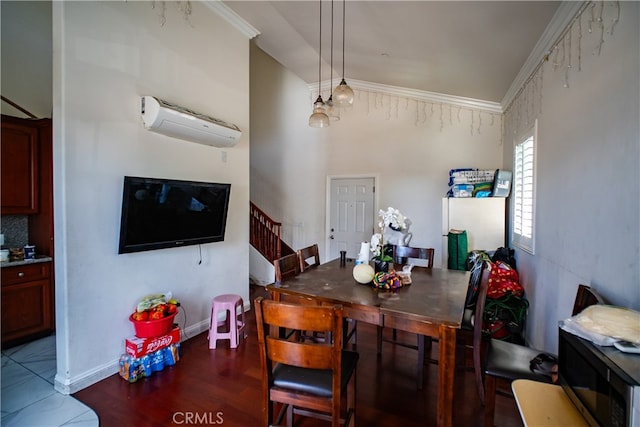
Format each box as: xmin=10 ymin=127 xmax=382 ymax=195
xmin=74 ymin=285 xmax=523 ymax=426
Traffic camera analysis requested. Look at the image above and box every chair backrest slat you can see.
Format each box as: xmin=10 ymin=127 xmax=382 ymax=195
xmin=298 ymin=244 xmax=320 ymax=272
xmin=572 ymin=284 xmax=605 ymax=316
xmin=260 ymin=298 xmax=335 ymax=331
xmin=255 ymin=297 xmax=343 ymax=371
xmin=266 ymin=337 xmax=333 ymax=369
xmin=274 ymin=253 xmax=301 ymax=283
xmin=392 ymin=245 xmax=435 ymax=269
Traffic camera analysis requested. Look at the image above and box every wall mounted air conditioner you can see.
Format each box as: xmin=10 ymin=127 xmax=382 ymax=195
xmin=140 ymin=96 xmax=241 ymax=148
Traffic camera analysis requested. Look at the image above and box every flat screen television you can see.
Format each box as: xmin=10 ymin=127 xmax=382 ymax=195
xmin=118 ymin=176 xmax=231 ymax=254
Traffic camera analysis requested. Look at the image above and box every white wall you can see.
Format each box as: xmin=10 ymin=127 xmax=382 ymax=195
xmin=250 ymin=43 xmax=504 ymax=269
xmin=52 ymin=1 xmax=250 ymax=393
xmin=323 ymin=92 xmax=503 ymax=267
xmin=503 ymin=2 xmax=639 ymax=351
xmin=249 ymin=42 xmax=327 ymax=256
xmin=0 ymin=1 xmax=52 ymax=118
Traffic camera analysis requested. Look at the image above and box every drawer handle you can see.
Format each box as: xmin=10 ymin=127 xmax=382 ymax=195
xmin=18 ymin=272 xmax=25 ymax=277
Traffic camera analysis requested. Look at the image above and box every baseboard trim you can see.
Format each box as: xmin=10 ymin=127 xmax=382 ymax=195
xmin=54 ymin=359 xmax=117 ymax=395
xmin=54 ymin=318 xmax=216 ymax=394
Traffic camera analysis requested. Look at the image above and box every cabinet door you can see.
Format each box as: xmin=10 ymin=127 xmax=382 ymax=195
xmin=1 ymin=279 xmax=53 ymax=342
xmin=1 ymin=263 xmax=53 ymax=346
xmin=1 ymin=118 xmax=40 ymax=214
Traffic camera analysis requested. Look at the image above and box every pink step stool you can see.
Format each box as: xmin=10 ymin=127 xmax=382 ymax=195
xmin=208 ymin=294 xmax=246 ymax=349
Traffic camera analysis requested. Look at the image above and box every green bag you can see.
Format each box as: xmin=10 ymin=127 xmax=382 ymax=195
xmin=447 ymin=230 xmax=468 ymax=271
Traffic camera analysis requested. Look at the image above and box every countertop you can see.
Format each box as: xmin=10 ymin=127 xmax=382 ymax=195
xmin=512 ymin=380 xmax=588 ymax=426
xmin=0 ymin=256 xmax=53 ymax=268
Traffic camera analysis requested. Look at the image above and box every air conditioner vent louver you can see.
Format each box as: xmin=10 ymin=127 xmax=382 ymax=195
xmin=140 ymin=96 xmax=241 ymax=148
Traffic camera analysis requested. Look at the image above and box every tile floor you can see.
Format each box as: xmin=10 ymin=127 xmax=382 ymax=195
xmin=1 ymin=335 xmax=99 ymax=427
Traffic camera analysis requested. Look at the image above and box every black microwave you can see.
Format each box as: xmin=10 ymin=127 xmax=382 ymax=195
xmin=558 ymin=328 xmax=640 ymax=427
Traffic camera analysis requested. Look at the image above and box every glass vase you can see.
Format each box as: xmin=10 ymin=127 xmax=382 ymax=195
xmin=374 ymin=260 xmax=389 ymax=273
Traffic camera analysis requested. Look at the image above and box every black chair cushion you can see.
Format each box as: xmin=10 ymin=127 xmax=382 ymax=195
xmin=485 ymin=339 xmax=555 ymax=383
xmin=272 ymin=350 xmax=359 ymax=397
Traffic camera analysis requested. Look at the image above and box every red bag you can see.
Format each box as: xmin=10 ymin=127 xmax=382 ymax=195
xmin=487 ymin=261 xmax=523 ymax=298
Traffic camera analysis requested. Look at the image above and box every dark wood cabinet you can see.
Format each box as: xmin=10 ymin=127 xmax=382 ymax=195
xmin=1 ymin=262 xmax=54 ymax=346
xmin=27 ymin=117 xmax=55 ymax=258
xmin=1 ymin=115 xmax=55 ymax=347
xmin=1 ymin=115 xmax=52 ymax=215
xmin=0 ymin=115 xmax=43 ymax=214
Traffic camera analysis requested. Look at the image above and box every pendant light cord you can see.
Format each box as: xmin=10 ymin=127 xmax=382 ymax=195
xmin=318 ymin=0 xmax=322 ymax=96
xmin=330 ymin=0 xmax=334 ymax=89
xmin=341 ymin=0 xmax=346 ymax=78
xmin=309 ymin=0 xmax=329 ymax=127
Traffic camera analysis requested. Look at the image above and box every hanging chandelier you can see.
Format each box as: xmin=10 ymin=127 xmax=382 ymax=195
xmin=309 ymin=0 xmax=330 ymax=128
xmin=333 ymin=0 xmax=354 ymax=107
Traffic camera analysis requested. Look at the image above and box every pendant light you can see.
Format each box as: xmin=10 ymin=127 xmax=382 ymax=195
xmin=309 ymin=0 xmax=330 ymax=128
xmin=333 ymin=0 xmax=354 ymax=107
xmin=325 ymin=0 xmax=340 ymax=121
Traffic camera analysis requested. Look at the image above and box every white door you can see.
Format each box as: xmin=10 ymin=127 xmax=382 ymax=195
xmin=328 ymin=178 xmax=375 ymax=260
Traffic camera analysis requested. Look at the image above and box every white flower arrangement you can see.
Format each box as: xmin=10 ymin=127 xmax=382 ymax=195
xmin=371 ymin=207 xmax=409 ymax=262
xmin=378 ymin=207 xmax=408 ymax=231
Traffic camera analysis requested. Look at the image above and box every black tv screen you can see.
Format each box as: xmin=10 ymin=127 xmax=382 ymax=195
xmin=118 ymin=176 xmax=231 ymax=254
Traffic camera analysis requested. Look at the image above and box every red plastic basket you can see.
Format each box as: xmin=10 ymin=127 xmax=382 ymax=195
xmin=129 ymin=312 xmax=176 ymax=338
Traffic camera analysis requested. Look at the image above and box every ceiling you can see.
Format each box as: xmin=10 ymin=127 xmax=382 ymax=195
xmin=222 ymin=1 xmax=561 ymax=105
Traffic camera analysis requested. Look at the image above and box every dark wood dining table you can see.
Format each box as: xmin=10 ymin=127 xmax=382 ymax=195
xmin=265 ymin=258 xmax=470 ymax=427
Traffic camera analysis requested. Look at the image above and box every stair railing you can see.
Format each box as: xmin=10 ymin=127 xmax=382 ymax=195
xmin=250 ymin=202 xmax=282 ymax=262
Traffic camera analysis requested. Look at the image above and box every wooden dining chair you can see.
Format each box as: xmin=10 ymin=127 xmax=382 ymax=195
xmin=391 ymin=245 xmax=435 ymax=271
xmin=296 ymin=244 xmax=357 ymax=346
xmin=273 ymin=253 xmax=305 ymax=340
xmin=572 ymin=283 xmax=605 ymax=316
xmin=480 ymin=280 xmax=606 ymax=427
xmin=376 ymin=245 xmax=435 ymax=389
xmin=274 ymin=253 xmax=301 ymax=284
xmin=254 ymin=297 xmax=359 ymax=427
xmin=297 ymin=243 xmax=320 ymax=272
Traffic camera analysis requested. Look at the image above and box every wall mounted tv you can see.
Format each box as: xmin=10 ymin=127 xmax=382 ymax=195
xmin=118 ymin=176 xmax=231 ymax=254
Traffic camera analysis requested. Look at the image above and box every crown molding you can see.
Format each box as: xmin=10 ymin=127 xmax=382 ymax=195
xmin=311 ymin=79 xmax=503 ymax=114
xmin=501 ymin=1 xmax=586 ymax=109
xmin=204 ymin=0 xmax=260 ymax=39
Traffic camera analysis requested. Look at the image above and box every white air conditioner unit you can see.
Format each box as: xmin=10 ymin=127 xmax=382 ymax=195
xmin=140 ymin=96 xmax=241 ymax=148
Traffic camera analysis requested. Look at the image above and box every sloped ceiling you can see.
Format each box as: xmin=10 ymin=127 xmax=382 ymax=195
xmin=222 ymin=1 xmax=561 ymax=105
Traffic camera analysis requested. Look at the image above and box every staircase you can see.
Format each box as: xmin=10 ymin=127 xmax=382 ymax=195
xmin=250 ymin=202 xmax=294 ymax=263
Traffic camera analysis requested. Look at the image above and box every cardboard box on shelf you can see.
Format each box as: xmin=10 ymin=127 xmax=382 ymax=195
xmin=125 ymin=326 xmax=181 ymax=358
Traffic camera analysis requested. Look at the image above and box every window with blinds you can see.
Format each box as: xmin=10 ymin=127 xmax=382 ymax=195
xmin=513 ymin=127 xmax=536 ymax=253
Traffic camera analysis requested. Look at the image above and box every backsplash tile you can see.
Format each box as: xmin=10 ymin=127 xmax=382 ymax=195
xmin=1 ymin=216 xmax=28 ymax=248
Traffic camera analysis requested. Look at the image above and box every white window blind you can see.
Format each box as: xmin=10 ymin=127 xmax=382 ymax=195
xmin=513 ymin=131 xmax=535 ymax=253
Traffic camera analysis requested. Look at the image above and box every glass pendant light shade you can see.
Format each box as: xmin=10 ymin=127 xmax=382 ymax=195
xmin=309 ymin=95 xmax=330 ymax=128
xmin=334 ymin=0 xmax=354 ymax=108
xmin=333 ymin=79 xmax=354 ymax=107
xmin=326 ymin=95 xmax=340 ymax=121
